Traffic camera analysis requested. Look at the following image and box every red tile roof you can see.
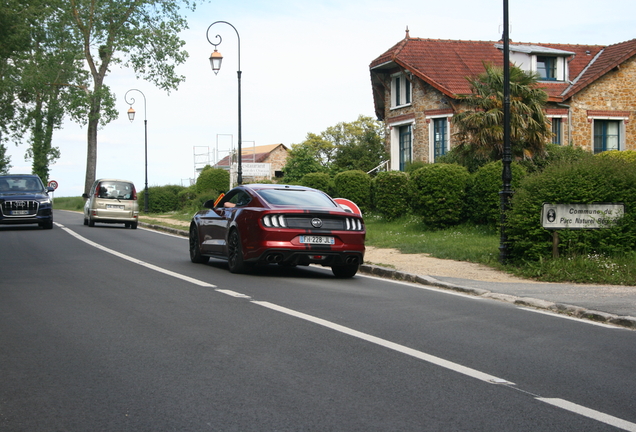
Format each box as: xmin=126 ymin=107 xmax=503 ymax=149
xmin=370 ymin=36 xmax=636 ymax=104
xmin=215 ymin=143 xmax=288 ymax=167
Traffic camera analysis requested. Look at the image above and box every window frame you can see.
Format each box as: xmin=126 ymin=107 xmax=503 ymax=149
xmin=431 ymin=117 xmax=450 ymax=161
xmin=398 ymin=124 xmax=413 ymax=171
xmin=391 ymin=72 xmax=412 ymax=109
xmin=549 ymin=117 xmax=563 ymax=145
xmin=536 ymin=56 xmax=557 ymax=81
xmin=593 ymin=119 xmax=622 ymax=154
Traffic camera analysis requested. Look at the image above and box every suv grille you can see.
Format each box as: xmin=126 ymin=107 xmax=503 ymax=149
xmin=1 ymin=200 xmax=39 ymax=217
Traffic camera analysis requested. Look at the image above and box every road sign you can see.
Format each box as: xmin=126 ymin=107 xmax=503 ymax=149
xmin=334 ymin=198 xmax=362 ymax=215
xmin=541 ymin=203 xmax=624 ymax=229
xmin=48 ymin=180 xmax=59 ymax=190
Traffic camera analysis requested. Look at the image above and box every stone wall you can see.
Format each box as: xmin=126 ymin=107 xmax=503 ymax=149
xmin=384 ymin=78 xmax=459 ymax=164
xmin=565 ymin=56 xmax=636 ymax=151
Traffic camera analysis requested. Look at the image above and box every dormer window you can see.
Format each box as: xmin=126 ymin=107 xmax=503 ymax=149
xmin=537 ymin=56 xmax=557 ymax=81
xmin=498 ymin=44 xmax=574 ymax=82
xmin=391 ymin=72 xmax=412 ymax=108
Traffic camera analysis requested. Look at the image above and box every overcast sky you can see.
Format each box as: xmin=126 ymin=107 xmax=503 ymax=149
xmin=6 ymin=0 xmax=636 ymax=196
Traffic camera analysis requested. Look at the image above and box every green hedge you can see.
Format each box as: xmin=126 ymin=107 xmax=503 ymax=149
xmin=300 ymin=172 xmax=334 ymax=196
xmin=333 ymin=170 xmax=371 ymax=212
xmin=196 ymin=166 xmax=229 ymax=193
xmin=143 ymin=185 xmax=186 ymax=213
xmin=371 ymin=171 xmax=409 ymax=221
xmin=506 ymin=156 xmax=636 ymax=261
xmin=466 ymin=161 xmax=526 ymax=226
xmin=408 ymin=163 xmax=470 ymax=227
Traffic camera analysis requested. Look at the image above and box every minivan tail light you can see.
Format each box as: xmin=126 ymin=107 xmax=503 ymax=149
xmin=94 ymin=182 xmax=100 ymax=198
xmin=132 ymin=186 xmax=137 ymax=200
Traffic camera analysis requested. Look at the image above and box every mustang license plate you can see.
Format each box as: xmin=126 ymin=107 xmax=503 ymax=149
xmin=107 ymin=204 xmax=125 ymax=209
xmin=299 ymin=235 xmax=335 ymax=245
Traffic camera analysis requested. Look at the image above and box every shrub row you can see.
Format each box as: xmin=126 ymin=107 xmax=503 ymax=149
xmin=136 ymin=149 xmax=636 ymax=263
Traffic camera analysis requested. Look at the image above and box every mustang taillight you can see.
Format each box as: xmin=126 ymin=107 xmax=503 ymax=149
xmin=263 ymin=214 xmax=287 ymax=228
xmin=345 ymin=217 xmax=363 ymax=231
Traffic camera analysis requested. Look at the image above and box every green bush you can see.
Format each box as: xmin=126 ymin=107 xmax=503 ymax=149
xmin=466 ymin=161 xmax=526 ymax=226
xmin=371 ymin=171 xmax=409 ymax=221
xmin=519 ymin=143 xmax=593 ymax=174
xmin=506 ymin=156 xmax=636 ymax=261
xmin=333 ymin=170 xmax=371 ymax=212
xmin=300 ymin=172 xmax=334 ymax=195
xmin=408 ymin=163 xmax=470 ymax=228
xmin=143 ymin=185 xmax=186 ymax=213
xmin=596 ymin=149 xmax=636 ymax=163
xmin=196 ymin=166 xmax=229 ymax=193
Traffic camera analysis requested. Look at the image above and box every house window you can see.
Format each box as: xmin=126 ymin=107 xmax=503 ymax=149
xmin=392 ymin=73 xmax=412 ymax=108
xmin=537 ymin=56 xmax=557 ymax=81
xmin=399 ymin=125 xmax=412 ymax=170
xmin=433 ymin=118 xmax=448 ymax=161
xmin=551 ymin=118 xmax=562 ymax=145
xmin=593 ymin=120 xmax=620 ymax=153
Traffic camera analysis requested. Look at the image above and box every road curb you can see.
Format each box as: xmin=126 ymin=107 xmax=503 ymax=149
xmin=140 ymin=221 xmax=188 ymax=237
xmin=359 ymin=264 xmax=636 ymax=330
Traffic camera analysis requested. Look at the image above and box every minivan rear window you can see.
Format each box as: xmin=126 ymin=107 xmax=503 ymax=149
xmin=97 ymin=181 xmax=135 ymax=200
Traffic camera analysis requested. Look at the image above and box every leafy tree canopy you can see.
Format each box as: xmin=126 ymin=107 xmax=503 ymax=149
xmin=283 ymin=115 xmax=387 ymax=181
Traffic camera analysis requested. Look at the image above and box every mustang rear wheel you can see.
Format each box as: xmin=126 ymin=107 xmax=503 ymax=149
xmin=227 ymin=229 xmax=250 ymax=274
xmin=331 ymin=263 xmax=359 ymax=278
xmin=189 ymin=225 xmax=209 ymax=264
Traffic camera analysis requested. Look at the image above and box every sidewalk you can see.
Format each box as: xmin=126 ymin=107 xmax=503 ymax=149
xmin=358 ymin=264 xmax=636 ymax=329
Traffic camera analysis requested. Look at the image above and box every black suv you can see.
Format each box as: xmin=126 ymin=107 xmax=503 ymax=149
xmin=0 ymin=174 xmax=54 ymax=229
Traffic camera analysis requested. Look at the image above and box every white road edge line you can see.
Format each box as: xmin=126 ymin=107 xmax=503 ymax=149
xmin=56 ymin=223 xmax=216 ymax=288
xmin=537 ymin=398 xmax=636 ymax=432
xmin=251 ymin=300 xmax=514 ymax=385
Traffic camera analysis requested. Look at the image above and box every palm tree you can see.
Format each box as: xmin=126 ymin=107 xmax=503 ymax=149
xmin=452 ymin=63 xmax=552 ymax=163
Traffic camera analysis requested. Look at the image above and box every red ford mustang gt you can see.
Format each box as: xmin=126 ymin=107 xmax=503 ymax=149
xmin=189 ymin=184 xmax=365 ymax=278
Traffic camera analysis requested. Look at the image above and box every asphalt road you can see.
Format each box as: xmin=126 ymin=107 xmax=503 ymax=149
xmin=1 ymin=210 xmax=635 ymax=431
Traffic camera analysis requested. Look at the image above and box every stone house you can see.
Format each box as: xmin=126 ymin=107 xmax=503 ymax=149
xmin=215 ymin=143 xmax=289 ymax=181
xmin=369 ymin=29 xmax=636 ymax=170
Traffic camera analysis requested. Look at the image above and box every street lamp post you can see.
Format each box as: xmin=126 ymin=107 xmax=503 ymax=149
xmin=499 ymin=0 xmax=512 ymax=263
xmin=124 ymin=89 xmax=149 ymax=213
xmin=206 ymin=20 xmax=243 ymax=185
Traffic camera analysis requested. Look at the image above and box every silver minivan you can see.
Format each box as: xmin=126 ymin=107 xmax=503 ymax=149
xmin=83 ymin=178 xmax=139 ymax=228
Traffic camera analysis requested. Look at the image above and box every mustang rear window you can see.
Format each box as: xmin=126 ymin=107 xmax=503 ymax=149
xmin=257 ymin=189 xmax=337 ymax=208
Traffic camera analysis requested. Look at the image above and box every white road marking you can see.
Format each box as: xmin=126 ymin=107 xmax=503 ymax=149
xmin=56 ymin=223 xmax=216 ymax=288
xmin=216 ymin=289 xmax=252 ymax=298
xmin=537 ymin=398 xmax=636 ymax=431
xmin=251 ymin=300 xmax=514 ymax=385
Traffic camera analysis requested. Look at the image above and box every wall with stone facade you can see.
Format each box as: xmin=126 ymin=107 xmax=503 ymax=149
xmin=564 ymin=56 xmax=636 ymax=151
xmin=383 ymin=78 xmax=461 ymax=165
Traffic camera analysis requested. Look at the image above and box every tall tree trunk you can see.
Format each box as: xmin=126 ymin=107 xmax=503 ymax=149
xmin=84 ymin=101 xmax=100 ymax=196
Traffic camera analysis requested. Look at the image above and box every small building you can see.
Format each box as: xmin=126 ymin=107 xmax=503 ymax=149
xmin=215 ymin=143 xmax=289 ymax=181
xmin=369 ymin=29 xmax=636 ymax=170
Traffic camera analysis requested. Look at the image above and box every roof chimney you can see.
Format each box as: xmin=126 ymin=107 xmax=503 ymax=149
xmin=405 ymin=26 xmax=410 ymax=39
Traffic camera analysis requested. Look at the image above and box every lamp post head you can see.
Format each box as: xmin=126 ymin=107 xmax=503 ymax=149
xmin=209 ymin=49 xmax=223 ymax=75
xmin=127 ymin=107 xmax=136 ymax=122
